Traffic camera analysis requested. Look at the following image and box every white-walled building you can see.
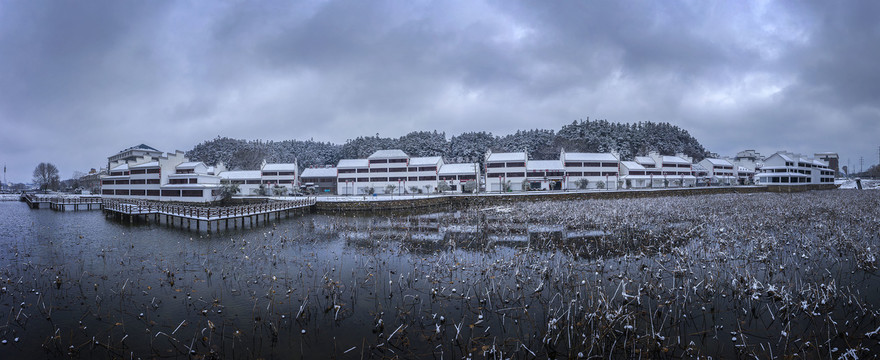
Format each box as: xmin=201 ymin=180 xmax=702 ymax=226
xmin=485 ymin=151 xmax=527 ymax=192
xmin=335 ymin=150 xmax=478 ymax=195
xmin=756 ymin=151 xmax=834 ymax=185
xmin=300 ymin=167 xmax=338 ymax=194
xmin=102 ymin=148 xmax=224 ymax=202
xmin=650 ymin=153 xmax=696 ymax=187
xmin=218 ymin=171 xmax=262 ymax=195
xmin=562 ymin=152 xmax=620 ymax=190
xmin=438 ymin=163 xmax=480 ymax=193
xmin=699 ymin=158 xmax=736 ymax=186
xmin=218 ymin=161 xmax=299 ymax=196
xmin=526 ymin=159 xmax=566 ymax=191
xmin=620 ymin=161 xmax=651 ymax=188
xmin=634 ymin=156 xmax=664 ymax=187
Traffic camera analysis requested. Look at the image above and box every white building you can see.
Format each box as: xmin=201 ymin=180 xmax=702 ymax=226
xmin=438 ymin=163 xmax=480 ymax=193
xmin=485 ymin=151 xmax=527 ymax=192
xmin=562 ymin=151 xmax=620 ymax=190
xmin=634 ymin=156 xmax=664 ymax=188
xmin=699 ymin=158 xmax=736 ymax=186
xmin=620 ymin=161 xmax=651 ymax=188
xmin=260 ymin=162 xmax=299 ymax=194
xmin=335 ymin=150 xmax=478 ymax=195
xmin=300 ymin=167 xmax=338 ymax=194
xmin=217 ymin=170 xmax=262 ymax=195
xmin=102 ymin=148 xmax=224 ymax=202
xmin=756 ymin=151 xmax=834 ymax=185
xmin=650 ymin=153 xmax=696 ymax=187
xmin=526 ymin=159 xmax=566 ymax=190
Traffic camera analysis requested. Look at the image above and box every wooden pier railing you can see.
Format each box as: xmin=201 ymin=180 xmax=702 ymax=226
xmin=102 ymin=198 xmax=316 ymax=220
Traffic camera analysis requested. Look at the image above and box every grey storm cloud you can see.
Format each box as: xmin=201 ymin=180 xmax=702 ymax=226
xmin=0 ymin=0 xmax=878 ymax=182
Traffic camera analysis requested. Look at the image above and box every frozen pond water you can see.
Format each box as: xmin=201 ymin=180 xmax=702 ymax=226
xmin=0 ymin=190 xmax=878 ymax=358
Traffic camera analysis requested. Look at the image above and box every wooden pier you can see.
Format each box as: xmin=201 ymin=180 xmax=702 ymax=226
xmin=102 ymin=198 xmax=316 ymax=231
xmin=21 ymin=194 xmax=103 ymax=211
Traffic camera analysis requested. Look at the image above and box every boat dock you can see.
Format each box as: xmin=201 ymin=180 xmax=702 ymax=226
xmin=102 ymin=198 xmax=316 ymax=231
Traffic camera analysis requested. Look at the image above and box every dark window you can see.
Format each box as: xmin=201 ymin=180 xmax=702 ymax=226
xmin=506 ymin=172 xmax=525 ymax=177
xmin=408 ymin=177 xmax=419 ymax=181
xmin=583 ymin=162 xmax=600 ymax=167
xmin=188 ymin=178 xmax=198 ymax=184
xmin=169 ymin=178 xmax=188 ymax=184
xmin=630 ymin=171 xmax=645 ymax=175
xmin=565 ymin=162 xmax=582 ymax=167
xmin=147 ymin=179 xmax=160 ymax=184
xmin=130 ymin=169 xmax=146 ymax=175
xmin=161 ymin=190 xmax=181 ymax=197
xmin=418 ymin=166 xmax=437 ymax=172
xmin=388 ymin=158 xmax=408 ymax=163
xmin=182 ymin=190 xmax=203 ymax=197
xmin=102 ymin=189 xmax=114 ymax=195
xmin=459 ymin=174 xmax=476 ymax=180
xmin=356 ymin=178 xmax=368 ymax=182
xmin=176 ymin=169 xmax=194 ymax=174
xmin=601 ymin=162 xmax=617 ymax=168
xmin=277 ymin=171 xmax=296 ymax=176
xmin=602 ymin=172 xmax=618 ymax=176
xmin=356 ymin=168 xmax=369 ymax=173
xmin=370 ymin=177 xmax=388 ymax=182
xmin=419 ymin=176 xmax=436 ymax=181
xmin=116 ymin=180 xmax=130 ymax=185
xmin=369 ymin=168 xmax=386 ymax=173
xmin=115 ymin=189 xmax=129 ymax=195
xmin=389 ymin=168 xmax=407 ymax=172
xmin=246 ymin=180 xmax=261 ymax=184
xmin=369 ymin=159 xmax=388 ymax=164
xmin=147 ymin=190 xmax=160 ymax=196
xmin=262 ymin=172 xmax=278 ymax=176
xmin=584 ymin=172 xmax=601 ymax=176
xmin=527 ymin=171 xmax=544 ymax=177
xmin=130 ymin=179 xmax=146 ymax=185
xmin=338 ymin=168 xmax=356 ymax=174
xmin=130 ymin=189 xmax=146 ymax=196
xmin=566 ymin=172 xmax=582 ymax=177
xmin=440 ymin=175 xmax=456 ymax=181
xmin=506 ymin=162 xmax=525 ymax=168
xmin=102 ymin=180 xmax=114 ymax=185
xmin=147 ymin=168 xmax=160 ymax=174
xmin=389 ymin=176 xmax=406 ymax=181
xmin=487 ymin=163 xmax=505 ymax=168
xmin=546 ymin=171 xmax=564 ymax=177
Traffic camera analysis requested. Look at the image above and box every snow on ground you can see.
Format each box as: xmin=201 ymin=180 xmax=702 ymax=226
xmin=837 ymin=179 xmax=880 ymax=189
xmin=0 ymin=194 xmax=19 ymax=201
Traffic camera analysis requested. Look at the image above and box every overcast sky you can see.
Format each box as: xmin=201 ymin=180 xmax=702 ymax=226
xmin=1 ymin=1 xmax=878 ymax=183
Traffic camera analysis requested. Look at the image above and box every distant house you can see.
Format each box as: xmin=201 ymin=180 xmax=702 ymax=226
xmin=634 ymin=156 xmax=664 ymax=188
xmin=485 ymin=151 xmax=527 ymax=192
xmin=650 ymin=152 xmax=695 ymax=187
xmin=526 ymin=159 xmax=566 ymax=190
xmin=620 ymin=161 xmax=650 ymax=188
xmin=562 ymin=151 xmax=620 ymax=190
xmin=218 ymin=170 xmax=262 ymax=195
xmin=756 ymin=152 xmax=834 ymax=185
xmin=335 ymin=150 xmax=477 ymax=195
xmin=300 ymin=167 xmax=338 ymax=194
xmin=438 ymin=163 xmax=480 ymax=193
xmin=699 ymin=158 xmax=736 ymax=186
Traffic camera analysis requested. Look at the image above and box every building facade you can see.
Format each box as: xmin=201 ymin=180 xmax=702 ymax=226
xmin=756 ymin=152 xmax=834 ymax=185
xmin=335 ymin=150 xmax=478 ymax=195
xmin=300 ymin=167 xmax=338 ymax=194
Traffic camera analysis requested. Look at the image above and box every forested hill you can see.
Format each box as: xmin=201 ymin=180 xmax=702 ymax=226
xmin=186 ymin=120 xmax=711 ymax=170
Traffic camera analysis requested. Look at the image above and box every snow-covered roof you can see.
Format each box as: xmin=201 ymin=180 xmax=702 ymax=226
xmin=692 ymin=163 xmax=707 ymax=171
xmin=777 ymin=153 xmax=794 ymax=162
xmin=635 ymin=156 xmax=656 ymax=166
xmin=811 ymin=159 xmax=827 ymax=167
xmin=620 ymin=161 xmax=645 ymax=170
xmin=110 ymin=163 xmax=129 ymax=171
xmin=438 ymin=163 xmax=478 ymax=175
xmin=704 ymin=158 xmax=733 ymax=167
xmin=368 ymin=149 xmax=408 ymax=159
xmin=409 ymin=156 xmax=442 ymax=166
xmin=176 ymin=162 xmax=203 ymax=169
xmin=487 ymin=152 xmax=526 ymax=162
xmin=262 ymin=163 xmax=297 ymax=171
xmin=526 ymin=160 xmax=564 ymax=171
xmin=301 ymin=168 xmax=338 ymax=178
xmin=130 ymin=161 xmax=159 ymax=168
xmin=563 ymin=152 xmax=617 ymax=162
xmin=119 ymin=144 xmax=161 ymax=153
xmin=662 ymin=155 xmax=690 ymax=165
xmin=337 ymin=159 xmax=369 ymax=168
xmin=218 ymin=170 xmax=261 ymax=180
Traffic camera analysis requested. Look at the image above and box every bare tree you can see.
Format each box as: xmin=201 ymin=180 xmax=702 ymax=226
xmin=33 ymin=162 xmax=60 ymax=191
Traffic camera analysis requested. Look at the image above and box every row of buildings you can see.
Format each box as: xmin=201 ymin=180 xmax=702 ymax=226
xmin=101 ymin=144 xmax=838 ymax=202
